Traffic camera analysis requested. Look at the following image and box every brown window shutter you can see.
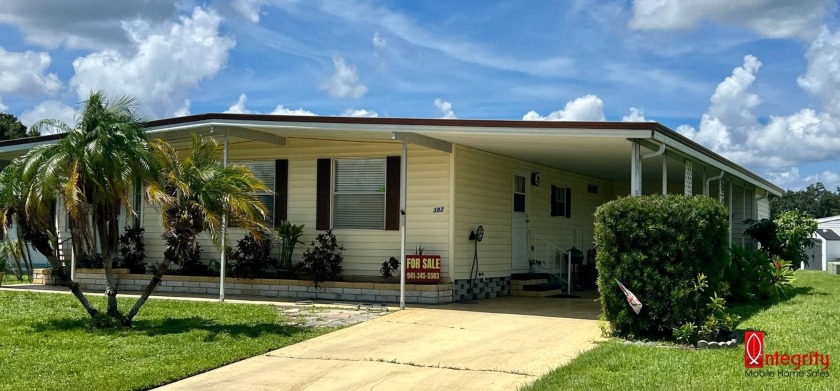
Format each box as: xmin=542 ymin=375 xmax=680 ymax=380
xmin=316 ymin=158 xmax=331 ymax=230
xmin=565 ymin=187 xmax=572 ymax=218
xmin=385 ymin=156 xmax=401 ymax=230
xmin=273 ymin=159 xmax=288 ymax=227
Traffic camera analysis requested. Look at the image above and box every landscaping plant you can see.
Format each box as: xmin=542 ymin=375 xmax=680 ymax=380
xmin=117 ymin=226 xmax=146 ymax=274
xmin=380 ymin=256 xmax=400 ymax=279
xmin=594 ymin=195 xmax=730 ymax=341
xmin=228 ymin=231 xmax=276 ymax=278
xmin=672 ymin=273 xmax=740 ymax=345
xmin=297 ymin=229 xmax=344 ymax=288
xmin=126 ymin=134 xmax=269 ymax=325
xmin=744 ymin=210 xmax=817 ymax=269
xmin=276 ymin=220 xmax=305 ymax=269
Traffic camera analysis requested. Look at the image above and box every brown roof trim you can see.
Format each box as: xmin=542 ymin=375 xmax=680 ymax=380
xmin=145 ymin=112 xmax=662 ymax=131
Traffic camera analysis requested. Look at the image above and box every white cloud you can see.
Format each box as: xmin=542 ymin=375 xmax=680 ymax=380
xmin=798 ymin=27 xmax=840 ymax=115
xmin=341 ymin=108 xmax=378 ymax=117
xmin=522 ymin=95 xmax=605 ymax=121
xmin=622 ymin=107 xmax=650 ymax=122
xmin=234 ymin=0 xmax=268 ymax=23
xmin=69 ymin=7 xmax=235 ymax=118
xmin=434 ymin=99 xmax=456 ymax=119
xmin=0 ymin=47 xmax=62 ymax=96
xmin=629 ymin=0 xmax=831 ymax=39
xmin=224 ymin=93 xmax=317 ymax=116
xmin=225 ymin=94 xmax=254 ymax=114
xmin=678 ymin=31 xmax=840 ymax=180
xmin=0 ymin=0 xmax=176 ymax=50
xmin=315 ymin=1 xmax=574 ymax=77
xmin=372 ymin=31 xmax=386 ymax=50
xmin=321 ymin=56 xmax=367 ymax=99
xmin=0 ymin=98 xmax=7 ymax=112
xmin=270 ymin=105 xmax=316 ymax=116
xmin=174 ymin=99 xmax=191 ymax=117
xmin=764 ymin=167 xmax=840 ymax=190
xmin=19 ymin=100 xmax=77 ymax=130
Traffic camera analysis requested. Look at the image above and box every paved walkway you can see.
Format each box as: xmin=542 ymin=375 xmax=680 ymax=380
xmin=156 ymin=296 xmax=601 ymax=391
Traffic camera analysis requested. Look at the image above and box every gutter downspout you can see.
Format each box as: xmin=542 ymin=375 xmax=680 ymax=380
xmin=704 ymin=170 xmax=724 ymax=196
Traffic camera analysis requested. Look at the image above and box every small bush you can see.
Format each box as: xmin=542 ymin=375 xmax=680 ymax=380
xmin=725 ymin=246 xmax=770 ymax=302
xmin=380 ymin=256 xmax=400 ymax=279
xmin=117 ymin=226 xmax=146 ymax=274
xmin=276 ymin=221 xmax=305 ymax=269
xmin=595 ymin=195 xmax=729 ymax=341
xmin=744 ymin=210 xmax=817 ymax=270
xmin=297 ymin=229 xmax=344 ymax=288
xmin=173 ymin=243 xmax=217 ymax=276
xmin=228 ymin=231 xmax=276 ymax=278
xmin=673 ymin=274 xmax=740 ymax=345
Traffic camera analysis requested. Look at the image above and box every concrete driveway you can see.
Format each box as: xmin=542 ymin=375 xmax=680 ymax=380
xmin=156 ymin=296 xmax=601 ymax=391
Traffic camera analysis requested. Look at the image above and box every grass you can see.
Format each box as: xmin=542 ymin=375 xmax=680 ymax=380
xmin=525 ymin=271 xmax=840 ymax=391
xmin=0 ymin=290 xmax=335 ymax=391
xmin=2 ymin=271 xmax=32 ymax=285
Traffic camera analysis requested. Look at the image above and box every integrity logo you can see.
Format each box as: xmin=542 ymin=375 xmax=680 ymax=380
xmin=743 ymin=331 xmax=831 ymax=378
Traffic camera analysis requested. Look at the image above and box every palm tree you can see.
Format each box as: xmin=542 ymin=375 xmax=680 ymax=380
xmin=22 ymin=91 xmax=156 ymax=319
xmin=0 ymin=161 xmax=99 ymax=315
xmin=124 ymin=134 xmax=268 ymax=325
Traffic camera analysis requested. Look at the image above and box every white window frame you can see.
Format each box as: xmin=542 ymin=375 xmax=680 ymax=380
xmin=235 ymin=160 xmax=276 ymax=224
xmin=331 ymin=157 xmax=387 ymax=230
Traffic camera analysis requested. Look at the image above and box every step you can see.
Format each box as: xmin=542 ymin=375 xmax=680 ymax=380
xmin=522 ymin=283 xmax=565 ymax=292
xmin=510 ymin=278 xmax=549 ymax=287
xmin=511 ymin=288 xmax=568 ymax=297
xmin=510 ymin=272 xmax=552 ymax=281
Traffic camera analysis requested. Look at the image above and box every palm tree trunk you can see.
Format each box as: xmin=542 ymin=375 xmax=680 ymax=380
xmin=96 ymin=204 xmax=121 ymax=318
xmin=123 ymin=256 xmax=173 ymax=326
xmin=53 ymin=263 xmax=99 ymax=317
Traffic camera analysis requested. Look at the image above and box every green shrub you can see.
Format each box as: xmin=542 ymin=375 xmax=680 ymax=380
xmin=117 ymin=226 xmax=146 ymax=274
xmin=297 ymin=229 xmax=344 ymax=288
xmin=380 ymin=256 xmax=400 ymax=279
xmin=725 ymin=246 xmax=770 ymax=302
xmin=595 ymin=195 xmax=729 ymax=341
xmin=227 ymin=231 xmax=276 ymax=278
xmin=744 ymin=210 xmax=817 ymax=270
xmin=276 ymin=221 xmax=305 ymax=269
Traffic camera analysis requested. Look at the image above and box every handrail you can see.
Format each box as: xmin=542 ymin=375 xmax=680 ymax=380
xmin=528 ymin=231 xmax=573 ymax=295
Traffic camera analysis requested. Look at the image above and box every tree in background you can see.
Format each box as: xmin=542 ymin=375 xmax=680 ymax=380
xmin=771 ymin=182 xmax=840 ymax=219
xmin=0 ymin=113 xmax=39 ymax=140
xmin=744 ymin=210 xmax=817 ymax=269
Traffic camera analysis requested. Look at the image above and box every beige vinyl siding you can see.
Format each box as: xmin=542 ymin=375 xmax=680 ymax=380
xmin=757 ymin=195 xmax=771 ymax=220
xmin=142 ymin=138 xmax=451 ymax=280
xmin=731 ymin=183 xmax=756 ymax=248
xmin=452 ymin=145 xmax=613 ymax=280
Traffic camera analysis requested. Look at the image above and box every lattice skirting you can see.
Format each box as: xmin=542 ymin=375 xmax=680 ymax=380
xmin=452 ymin=276 xmax=510 ymax=301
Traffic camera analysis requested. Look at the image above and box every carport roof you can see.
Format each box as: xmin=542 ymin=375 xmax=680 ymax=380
xmin=0 ymin=114 xmax=782 ymax=195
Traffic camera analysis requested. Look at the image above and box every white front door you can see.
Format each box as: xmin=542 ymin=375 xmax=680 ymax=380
xmin=512 ymin=172 xmax=529 ymax=271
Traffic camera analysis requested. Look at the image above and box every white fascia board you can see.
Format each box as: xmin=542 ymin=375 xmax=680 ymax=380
xmin=146 ymin=119 xmax=653 ymax=140
xmin=0 ymin=139 xmax=58 ymax=154
xmin=653 ymin=132 xmax=782 ymax=196
xmin=817 ymin=216 xmax=840 ymax=223
xmin=391 ymin=132 xmax=452 ymax=153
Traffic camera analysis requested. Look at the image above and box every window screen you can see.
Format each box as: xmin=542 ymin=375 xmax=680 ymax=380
xmin=237 ymin=161 xmax=275 ymax=223
xmin=333 ymin=158 xmax=386 ymax=229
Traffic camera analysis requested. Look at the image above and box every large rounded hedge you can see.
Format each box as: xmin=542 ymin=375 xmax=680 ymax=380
xmin=594 ymin=195 xmax=729 ymax=340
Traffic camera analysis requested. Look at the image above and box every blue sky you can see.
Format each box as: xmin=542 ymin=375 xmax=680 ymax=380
xmin=1 ymin=0 xmax=839 ymax=190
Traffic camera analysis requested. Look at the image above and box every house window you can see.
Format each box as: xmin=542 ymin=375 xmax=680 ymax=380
xmin=333 ymin=158 xmax=386 ymax=229
xmin=133 ymin=180 xmax=142 ymax=228
xmin=236 ymin=160 xmax=276 ymax=223
xmin=551 ymin=185 xmax=571 ymax=218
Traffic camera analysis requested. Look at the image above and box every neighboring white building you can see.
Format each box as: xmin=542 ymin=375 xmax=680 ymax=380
xmin=809 ymin=216 xmax=840 ymax=271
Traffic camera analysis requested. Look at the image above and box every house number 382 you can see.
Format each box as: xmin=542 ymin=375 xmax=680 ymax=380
xmin=433 ymin=207 xmax=445 ymax=213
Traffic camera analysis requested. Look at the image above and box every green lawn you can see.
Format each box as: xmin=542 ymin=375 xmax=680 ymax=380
xmin=526 ymin=271 xmax=839 ymax=391
xmin=0 ymin=290 xmax=334 ymax=391
xmin=2 ymin=272 xmax=32 ymax=285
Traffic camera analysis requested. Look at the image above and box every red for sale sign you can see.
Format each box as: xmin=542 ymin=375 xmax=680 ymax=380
xmin=405 ymin=255 xmax=441 ymax=283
